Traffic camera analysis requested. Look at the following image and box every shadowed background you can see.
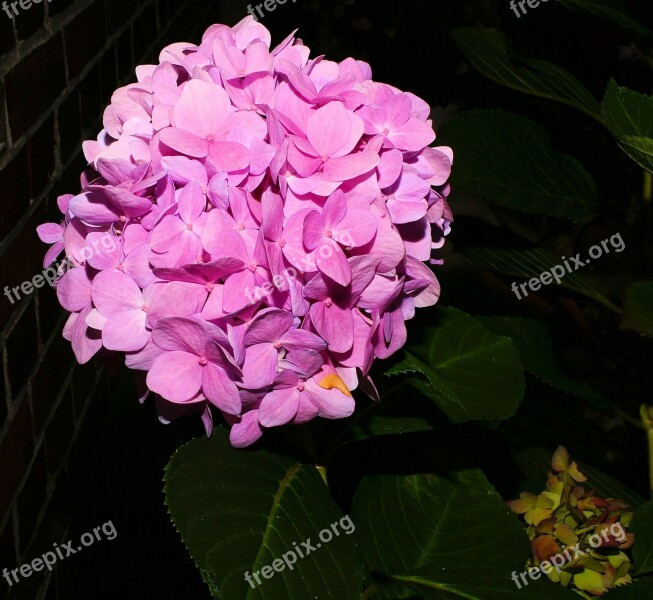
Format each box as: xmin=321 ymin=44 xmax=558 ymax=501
xmin=0 ymin=0 xmax=652 ymax=598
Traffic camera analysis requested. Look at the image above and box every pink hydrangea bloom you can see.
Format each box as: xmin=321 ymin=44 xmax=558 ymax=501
xmin=38 ymin=17 xmax=453 ymax=447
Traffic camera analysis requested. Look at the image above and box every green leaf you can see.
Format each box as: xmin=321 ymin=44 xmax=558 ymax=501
xmin=451 ymin=27 xmax=603 ymax=122
xmin=622 ymin=281 xmax=653 ymax=337
xmin=631 ymin=501 xmax=653 ymax=575
xmin=349 ymin=415 xmax=434 ymax=441
xmin=438 ymin=110 xmax=598 ymax=222
xmin=466 ymin=246 xmax=621 ymax=313
xmin=602 ymin=80 xmax=653 ymax=173
xmin=558 ymin=0 xmax=653 ymax=41
xmin=164 ymin=428 xmax=364 ymax=599
xmin=352 ymin=470 xmax=578 ymax=599
xmin=515 ymin=448 xmax=646 ymax=510
xmin=386 ymin=307 xmax=525 ymax=423
xmin=478 ymin=317 xmax=606 ymax=407
xmin=603 ymin=577 xmax=653 ymax=598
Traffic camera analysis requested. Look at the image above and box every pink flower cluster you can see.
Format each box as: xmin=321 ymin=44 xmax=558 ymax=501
xmin=37 ymin=17 xmax=452 ymax=447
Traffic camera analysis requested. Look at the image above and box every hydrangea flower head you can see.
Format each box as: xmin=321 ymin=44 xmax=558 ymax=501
xmin=38 ymin=17 xmax=453 ymax=447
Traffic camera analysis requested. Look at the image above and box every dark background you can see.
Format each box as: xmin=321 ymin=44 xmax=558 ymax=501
xmin=0 ymin=0 xmax=652 ymax=598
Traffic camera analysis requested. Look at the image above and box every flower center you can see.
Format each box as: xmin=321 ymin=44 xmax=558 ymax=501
xmin=141 ymin=304 xmax=149 ymax=313
xmin=297 ymin=381 xmax=305 ymax=392
xmin=205 ymin=282 xmax=214 ymax=293
xmin=324 ymin=230 xmax=333 ymax=238
xmin=273 ymin=341 xmax=282 ymax=350
xmin=198 ymin=356 xmax=208 ymax=366
xmin=186 ymin=223 xmax=193 ymax=231
xmin=206 ymin=134 xmax=215 ymax=142
xmin=248 ymin=262 xmax=258 ymax=272
xmin=324 ymin=297 xmax=333 ymax=307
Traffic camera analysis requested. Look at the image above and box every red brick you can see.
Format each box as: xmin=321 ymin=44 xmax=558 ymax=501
xmin=5 ymin=33 xmax=65 ymax=140
xmin=17 ymin=445 xmax=48 ymax=554
xmin=6 ymin=300 xmax=39 ymax=399
xmin=132 ymin=3 xmax=157 ymax=62
xmin=27 ymin=114 xmax=55 ymax=200
xmin=0 ymin=145 xmax=30 ymax=241
xmin=14 ymin=0 xmax=45 ymax=41
xmin=104 ymin=0 xmax=138 ymax=33
xmin=0 ymin=399 xmax=34 ymax=518
xmin=64 ymin=2 xmax=107 ymax=79
xmin=79 ymin=63 xmax=102 ymax=131
xmin=0 ymin=200 xmax=51 ymax=330
xmin=115 ymin=27 xmax=133 ymax=81
xmin=31 ymin=335 xmax=74 ymax=426
xmin=48 ymin=0 xmax=75 ymax=17
xmin=0 ymin=516 xmax=17 ymax=571
xmin=57 ymin=91 xmax=82 ymax=165
xmin=45 ymin=386 xmax=74 ymax=474
xmin=0 ymin=11 xmax=15 ymax=56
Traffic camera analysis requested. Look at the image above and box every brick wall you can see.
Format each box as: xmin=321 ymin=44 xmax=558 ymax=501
xmin=0 ymin=1 xmax=244 ymax=598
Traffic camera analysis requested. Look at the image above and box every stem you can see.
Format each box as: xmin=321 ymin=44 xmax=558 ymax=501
xmin=616 ymin=408 xmax=647 ymax=431
xmin=361 ymin=582 xmax=384 ymax=600
xmin=640 ymin=405 xmax=653 ymax=498
xmin=321 ymin=381 xmax=409 ymax=464
xmin=643 ymin=172 xmax=652 ymax=204
xmin=300 ymin=425 xmax=321 ymax=466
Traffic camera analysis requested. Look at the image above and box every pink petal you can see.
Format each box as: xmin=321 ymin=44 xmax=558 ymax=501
xmin=70 ymin=305 xmax=103 ymax=364
xmin=321 ymin=190 xmax=347 ymax=229
xmin=172 ymin=79 xmax=231 ymax=138
xmin=85 ymin=232 xmax=121 ymax=270
xmin=258 ymin=386 xmax=300 ymax=427
xmin=178 ymin=182 xmax=206 ymax=223
xmin=69 ymin=191 xmax=119 ymax=226
xmin=56 ymin=268 xmax=92 ymax=312
xmin=150 ymin=215 xmax=186 ymax=252
xmin=304 ymin=379 xmax=355 ymax=419
xmin=389 ymin=118 xmax=436 ymax=152
xmin=379 ymin=94 xmax=412 ymax=129
xmin=43 ymin=242 xmax=64 ymax=269
xmin=309 ymin=301 xmax=353 ymax=354
xmin=161 ymin=156 xmax=209 ymax=187
xmin=334 ymin=208 xmax=378 ymax=248
xmin=202 ymin=363 xmax=241 ymax=414
xmin=207 ymin=141 xmax=250 ymax=173
xmin=244 ymin=308 xmax=295 ymax=345
xmin=37 ymin=223 xmax=63 ymax=244
xmin=147 ymin=350 xmax=203 ymax=402
xmin=241 ymin=344 xmax=279 ymax=389
xmin=316 ymin=240 xmax=351 ymax=286
xmin=323 ymin=152 xmax=380 ymax=182
xmin=159 ymin=128 xmax=209 ymax=158
xmin=229 ymin=410 xmax=264 ymax=448
xmin=92 ymin=271 xmax=143 ymax=316
xmin=306 ymin=102 xmax=362 ymax=159
xmin=151 ymin=316 xmax=212 ymax=355
xmin=303 ymin=210 xmax=324 ymax=251
xmin=103 ymin=310 xmax=149 ymax=352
